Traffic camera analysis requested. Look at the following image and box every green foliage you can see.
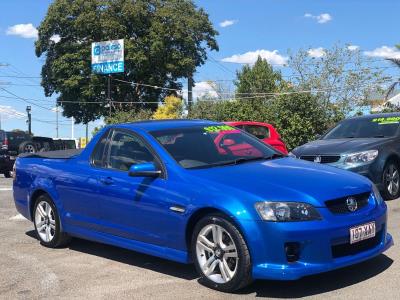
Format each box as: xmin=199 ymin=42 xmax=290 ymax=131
xmin=235 ymin=56 xmax=285 ymax=95
xmin=190 ymin=57 xmax=345 ymax=149
xmin=153 ymin=96 xmax=183 ymax=119
xmin=265 ymin=94 xmax=344 ymax=150
xmin=35 ymin=0 xmax=218 ymax=123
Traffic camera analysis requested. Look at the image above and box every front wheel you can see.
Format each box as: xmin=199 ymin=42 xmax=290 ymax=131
xmin=33 ymin=194 xmax=71 ymax=247
xmin=191 ymin=214 xmax=252 ymax=292
xmin=3 ymin=171 xmax=11 ymax=178
xmin=382 ymin=160 xmax=400 ymax=200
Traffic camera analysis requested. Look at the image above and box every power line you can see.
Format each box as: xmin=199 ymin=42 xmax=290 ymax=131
xmin=0 ymin=88 xmax=54 ymax=111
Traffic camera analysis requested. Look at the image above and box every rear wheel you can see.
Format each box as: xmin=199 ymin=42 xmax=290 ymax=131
xmin=3 ymin=171 xmax=11 ymax=178
xmin=382 ymin=160 xmax=400 ymax=200
xmin=191 ymin=214 xmax=252 ymax=292
xmin=33 ymin=194 xmax=71 ymax=247
xmin=19 ymin=141 xmax=36 ymax=154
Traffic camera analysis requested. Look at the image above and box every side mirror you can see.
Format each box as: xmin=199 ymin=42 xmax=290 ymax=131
xmin=128 ymin=162 xmax=161 ymax=178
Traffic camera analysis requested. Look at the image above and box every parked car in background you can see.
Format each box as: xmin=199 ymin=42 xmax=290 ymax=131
xmin=291 ymin=113 xmax=400 ymax=200
xmin=52 ymin=139 xmax=77 ymax=151
xmin=225 ymin=121 xmax=288 ymax=154
xmin=13 ymin=120 xmax=392 ymax=292
xmin=0 ymin=130 xmax=14 ymax=178
xmin=0 ymin=130 xmax=76 ymax=177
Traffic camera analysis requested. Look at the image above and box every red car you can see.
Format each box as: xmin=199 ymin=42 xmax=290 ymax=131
xmin=224 ymin=121 xmax=288 ymax=154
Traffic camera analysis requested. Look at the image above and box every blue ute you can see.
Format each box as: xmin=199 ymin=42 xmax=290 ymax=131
xmin=13 ymin=120 xmax=393 ymax=292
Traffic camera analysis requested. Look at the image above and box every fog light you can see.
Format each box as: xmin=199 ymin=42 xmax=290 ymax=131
xmin=285 ymin=242 xmax=300 ymax=262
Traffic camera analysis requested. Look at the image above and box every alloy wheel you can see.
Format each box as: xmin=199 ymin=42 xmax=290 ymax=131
xmin=385 ymin=164 xmax=399 ymax=197
xmin=196 ymin=224 xmax=238 ymax=283
xmin=35 ymin=201 xmax=56 ymax=243
xmin=24 ymin=144 xmax=36 ymax=153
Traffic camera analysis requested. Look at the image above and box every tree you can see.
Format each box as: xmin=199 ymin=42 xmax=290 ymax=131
xmin=189 ymin=57 xmax=345 ymax=149
xmin=35 ymin=0 xmax=218 ymax=123
xmin=153 ymin=95 xmax=183 ymax=119
xmin=385 ymin=44 xmax=400 ymax=99
xmin=235 ymin=56 xmax=285 ymax=95
xmin=288 ymin=44 xmax=386 ymax=114
xmin=265 ymin=93 xmax=344 ymax=150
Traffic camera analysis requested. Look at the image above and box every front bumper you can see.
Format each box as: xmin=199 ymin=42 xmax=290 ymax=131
xmin=244 ymin=201 xmax=393 ymax=280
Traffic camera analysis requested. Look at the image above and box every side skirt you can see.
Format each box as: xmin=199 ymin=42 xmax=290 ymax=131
xmin=64 ymin=224 xmax=190 ymax=264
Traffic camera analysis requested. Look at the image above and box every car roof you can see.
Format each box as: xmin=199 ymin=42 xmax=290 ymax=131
xmin=347 ymin=112 xmax=400 ymax=120
xmin=114 ymin=119 xmax=222 ymax=132
xmin=225 ymin=121 xmax=273 ymax=127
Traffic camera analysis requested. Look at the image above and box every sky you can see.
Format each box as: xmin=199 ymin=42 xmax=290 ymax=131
xmin=0 ymin=0 xmax=399 ymax=138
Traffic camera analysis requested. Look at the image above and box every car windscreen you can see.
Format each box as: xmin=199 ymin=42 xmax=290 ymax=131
xmin=324 ymin=116 xmax=400 ymax=139
xmin=150 ymin=125 xmax=278 ymax=169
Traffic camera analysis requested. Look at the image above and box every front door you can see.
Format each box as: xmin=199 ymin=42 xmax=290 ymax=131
xmin=95 ymin=129 xmax=178 ymax=246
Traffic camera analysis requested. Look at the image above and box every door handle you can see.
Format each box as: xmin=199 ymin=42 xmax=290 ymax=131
xmin=100 ymin=177 xmax=114 ymax=185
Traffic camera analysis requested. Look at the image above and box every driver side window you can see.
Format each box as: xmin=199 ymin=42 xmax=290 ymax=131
xmin=107 ymin=131 xmax=155 ymax=171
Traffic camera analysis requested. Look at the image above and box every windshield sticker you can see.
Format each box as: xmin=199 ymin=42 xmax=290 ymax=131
xmin=204 ymin=125 xmax=236 ymax=133
xmin=372 ymin=117 xmax=400 ymax=124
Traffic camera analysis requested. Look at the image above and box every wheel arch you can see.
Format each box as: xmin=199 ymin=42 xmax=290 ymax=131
xmin=385 ymin=153 xmax=400 ymax=167
xmin=29 ymin=189 xmax=50 ymax=219
xmin=185 ymin=207 xmax=248 ymax=260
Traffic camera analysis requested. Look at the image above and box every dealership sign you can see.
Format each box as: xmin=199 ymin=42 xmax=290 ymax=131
xmin=91 ymin=39 xmax=124 ymax=74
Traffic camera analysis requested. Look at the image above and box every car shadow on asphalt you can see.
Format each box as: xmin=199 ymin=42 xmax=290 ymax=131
xmin=25 ymin=230 xmax=393 ymax=297
xmin=238 ymin=254 xmax=393 ymax=298
xmin=25 ymin=230 xmax=198 ymax=281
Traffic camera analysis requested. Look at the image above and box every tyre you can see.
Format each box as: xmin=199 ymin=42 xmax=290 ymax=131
xmin=3 ymin=171 xmax=11 ymax=178
xmin=19 ymin=141 xmax=36 ymax=154
xmin=382 ymin=160 xmax=400 ymax=200
xmin=33 ymin=194 xmax=71 ymax=248
xmin=191 ymin=214 xmax=252 ymax=292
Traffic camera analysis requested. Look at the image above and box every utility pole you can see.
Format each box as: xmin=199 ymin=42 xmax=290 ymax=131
xmin=85 ymin=123 xmax=89 ymax=142
xmin=26 ymin=106 xmax=32 ymax=135
xmin=71 ymin=117 xmax=75 ymax=139
xmin=55 ymin=105 xmax=59 ymax=138
xmin=108 ymin=75 xmax=112 ymax=116
xmin=188 ymin=75 xmax=194 ymax=112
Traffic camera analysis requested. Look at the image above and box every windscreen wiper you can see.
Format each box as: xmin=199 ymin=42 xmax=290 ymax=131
xmin=231 ymin=153 xmax=286 ymax=165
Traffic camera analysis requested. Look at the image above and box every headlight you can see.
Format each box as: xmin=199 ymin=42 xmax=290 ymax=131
xmin=372 ymin=184 xmax=384 ymax=205
xmin=255 ymin=202 xmax=322 ymax=222
xmin=288 ymin=152 xmax=297 ymax=158
xmin=344 ymin=150 xmax=378 ymax=165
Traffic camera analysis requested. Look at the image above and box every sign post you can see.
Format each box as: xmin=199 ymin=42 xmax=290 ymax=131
xmin=91 ymin=39 xmax=124 ymax=115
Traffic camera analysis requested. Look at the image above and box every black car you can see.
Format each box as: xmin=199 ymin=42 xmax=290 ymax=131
xmin=0 ymin=130 xmax=14 ymax=178
xmin=0 ymin=130 xmax=65 ymax=177
xmin=291 ymin=113 xmax=400 ymax=200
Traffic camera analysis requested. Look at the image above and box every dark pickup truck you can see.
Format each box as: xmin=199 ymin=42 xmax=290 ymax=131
xmin=0 ymin=130 xmax=76 ymax=177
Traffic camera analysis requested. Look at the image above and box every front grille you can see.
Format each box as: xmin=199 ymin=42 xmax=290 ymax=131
xmin=325 ymin=192 xmax=370 ymax=214
xmin=331 ymin=229 xmax=383 ymax=258
xmin=299 ymin=155 xmax=341 ymax=163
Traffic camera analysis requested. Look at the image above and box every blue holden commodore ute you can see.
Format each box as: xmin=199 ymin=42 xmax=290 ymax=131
xmin=13 ymin=120 xmax=393 ymax=292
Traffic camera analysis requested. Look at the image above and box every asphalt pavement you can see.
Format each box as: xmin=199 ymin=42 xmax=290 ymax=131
xmin=0 ymin=176 xmax=399 ymax=299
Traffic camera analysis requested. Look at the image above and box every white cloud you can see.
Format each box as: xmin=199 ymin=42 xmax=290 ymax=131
xmin=0 ymin=105 xmax=26 ymax=120
xmin=219 ymin=19 xmax=237 ymax=28
xmin=6 ymin=23 xmax=38 ymax=39
xmin=308 ymin=47 xmax=326 ymax=58
xmin=193 ymin=81 xmax=218 ymax=100
xmin=364 ymin=46 xmax=400 ymax=59
xmin=50 ymin=34 xmax=61 ymax=43
xmin=221 ymin=49 xmax=288 ymax=65
xmin=304 ymin=13 xmax=332 ymax=24
xmin=347 ymin=45 xmax=360 ymax=51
